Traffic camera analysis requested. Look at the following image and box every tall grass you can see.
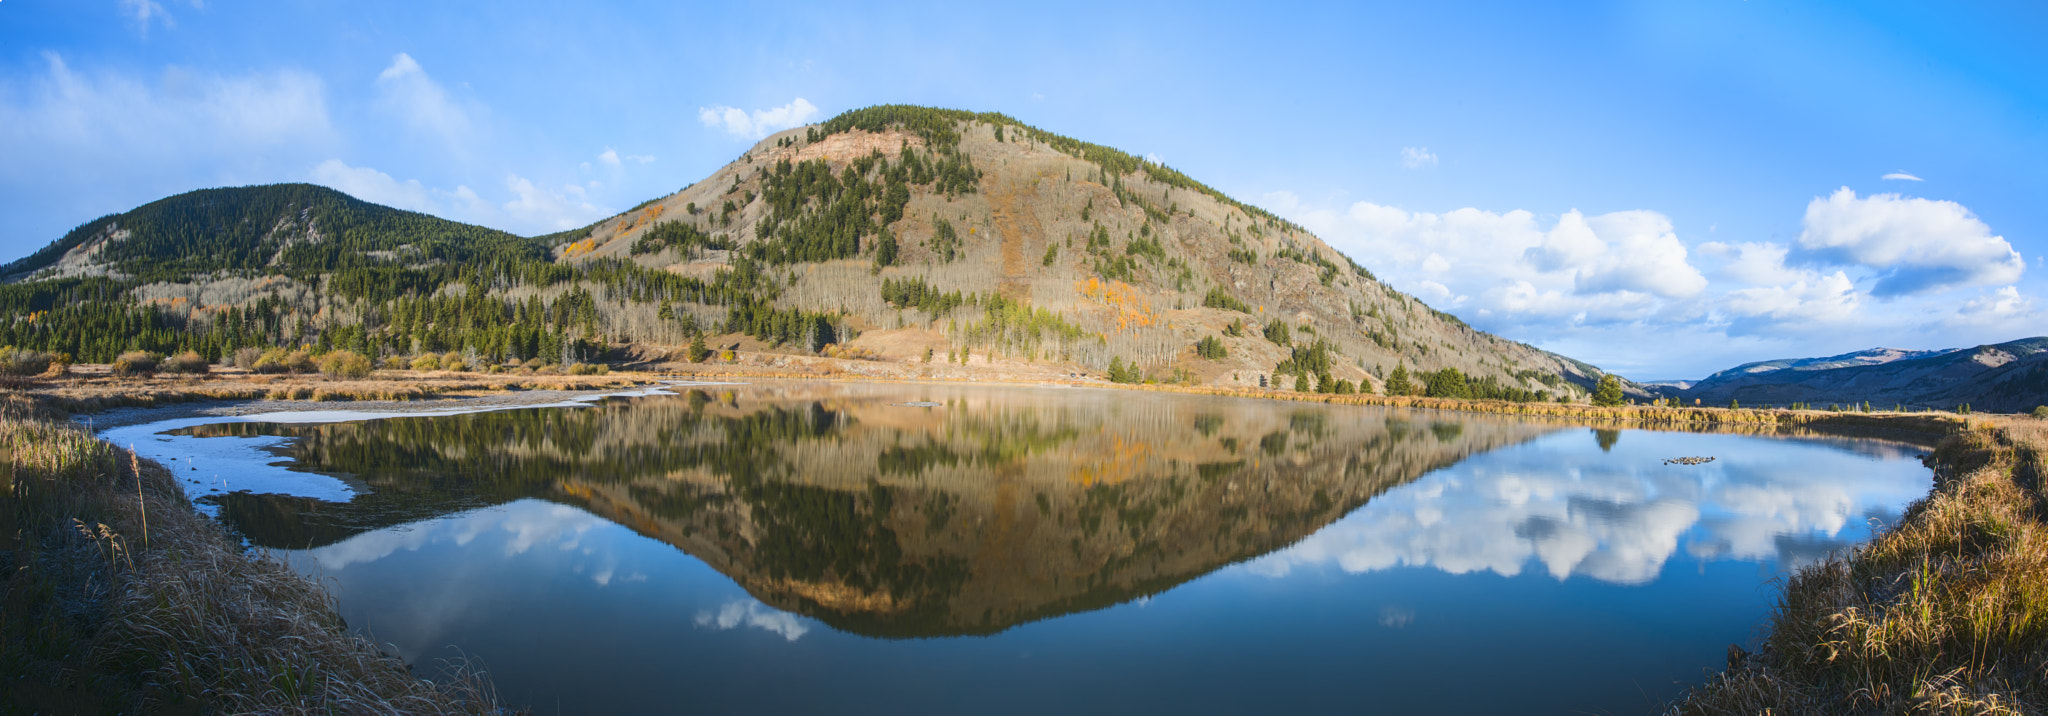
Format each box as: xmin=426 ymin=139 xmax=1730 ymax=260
xmin=1668 ymin=417 xmax=2048 ymax=714
xmin=0 ymin=394 xmax=510 ymax=714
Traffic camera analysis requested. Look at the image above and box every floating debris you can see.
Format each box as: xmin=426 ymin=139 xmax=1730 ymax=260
xmin=893 ymin=401 xmax=944 ymax=408
xmin=1664 ymin=456 xmax=1715 ymax=466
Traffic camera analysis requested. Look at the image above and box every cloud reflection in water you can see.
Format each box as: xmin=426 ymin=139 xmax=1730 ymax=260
xmin=1246 ymin=430 xmax=1929 ymax=585
xmin=694 ymin=599 xmax=812 ymax=642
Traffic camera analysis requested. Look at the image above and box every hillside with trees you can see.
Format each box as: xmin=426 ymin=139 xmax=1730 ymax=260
xmin=0 ymin=105 xmax=1629 ymax=400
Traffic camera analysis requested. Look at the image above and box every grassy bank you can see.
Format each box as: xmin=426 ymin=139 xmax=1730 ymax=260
xmin=1668 ymin=416 xmax=2048 ymax=714
xmin=0 ymin=393 xmax=508 ymax=714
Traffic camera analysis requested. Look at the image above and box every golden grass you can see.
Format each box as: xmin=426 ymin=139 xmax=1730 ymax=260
xmin=0 ymin=393 xmax=510 ymax=714
xmin=1668 ymin=416 xmax=2048 ymax=714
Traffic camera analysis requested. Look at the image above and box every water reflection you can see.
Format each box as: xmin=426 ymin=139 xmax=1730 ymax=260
xmin=1244 ymin=428 xmax=1928 ymax=584
xmin=173 ymin=383 xmax=1555 ymax=637
xmin=127 ymin=383 xmax=1936 ymax=715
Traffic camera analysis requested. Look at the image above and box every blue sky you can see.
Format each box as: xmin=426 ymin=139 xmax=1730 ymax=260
xmin=2 ymin=1 xmax=2043 ymax=378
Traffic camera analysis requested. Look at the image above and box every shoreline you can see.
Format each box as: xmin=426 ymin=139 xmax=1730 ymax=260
xmin=6 ymin=367 xmax=2033 ymax=712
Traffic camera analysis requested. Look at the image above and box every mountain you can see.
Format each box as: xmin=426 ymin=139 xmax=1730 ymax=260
xmin=1677 ymin=338 xmax=2048 ymax=412
xmin=1 ymin=105 xmax=1623 ymax=400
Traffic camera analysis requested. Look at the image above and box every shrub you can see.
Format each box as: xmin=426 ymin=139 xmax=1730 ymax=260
xmin=0 ymin=347 xmax=53 ymax=376
xmin=382 ymin=355 xmax=410 ymax=370
xmin=318 ymin=350 xmax=372 ymax=378
xmin=283 ymin=350 xmax=317 ymax=374
xmin=440 ymin=351 xmax=466 ymax=372
xmin=568 ymin=362 xmax=609 ymax=376
xmin=522 ymin=358 xmax=546 ymax=370
xmin=2034 ymin=406 xmax=2048 ymax=419
xmin=230 ymin=347 xmax=265 ymax=370
xmin=410 ymin=354 xmax=441 ymax=371
xmin=111 ymin=351 xmax=159 ymax=377
xmin=160 ymin=351 xmax=212 ymax=375
xmin=252 ymin=348 xmax=289 ymax=374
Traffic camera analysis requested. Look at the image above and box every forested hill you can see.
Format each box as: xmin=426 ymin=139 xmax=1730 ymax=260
xmin=0 ymin=106 xmax=1634 ymax=401
xmin=2 ymin=184 xmax=545 ymax=285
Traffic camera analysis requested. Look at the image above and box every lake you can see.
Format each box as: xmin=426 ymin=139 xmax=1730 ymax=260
xmin=105 ymin=381 xmax=1933 ymax=715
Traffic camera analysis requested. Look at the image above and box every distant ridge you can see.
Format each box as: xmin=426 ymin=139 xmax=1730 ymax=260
xmin=1676 ymin=338 xmax=2048 ymax=412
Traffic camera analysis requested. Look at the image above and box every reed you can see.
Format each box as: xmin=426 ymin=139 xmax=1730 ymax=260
xmin=1667 ymin=416 xmax=2048 ymax=714
xmin=0 ymin=394 xmax=510 ymax=714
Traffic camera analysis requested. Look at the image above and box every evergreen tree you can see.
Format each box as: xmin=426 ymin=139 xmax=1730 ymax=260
xmin=687 ymin=333 xmax=709 ymax=363
xmin=1592 ymin=374 xmax=1625 ymax=407
xmin=1387 ymin=364 xmax=1412 ymax=396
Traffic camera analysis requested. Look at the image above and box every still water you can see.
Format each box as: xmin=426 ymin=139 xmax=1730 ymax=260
xmin=109 ymin=381 xmax=1932 ymax=715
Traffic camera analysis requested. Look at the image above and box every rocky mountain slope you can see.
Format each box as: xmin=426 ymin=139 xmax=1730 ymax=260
xmin=2 ymin=105 xmax=1621 ymax=398
xmin=1676 ymin=338 xmax=2048 ymax=412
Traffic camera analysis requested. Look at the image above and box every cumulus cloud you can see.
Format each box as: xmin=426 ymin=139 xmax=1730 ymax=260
xmin=1270 ymin=183 xmax=2034 ymax=377
xmin=697 ymin=98 xmax=819 ymax=140
xmin=374 ymin=53 xmax=476 ymax=154
xmin=1281 ymin=196 xmax=1705 ymax=331
xmin=1400 ymin=146 xmax=1438 ymax=169
xmin=1946 ymin=286 xmax=2036 ymax=328
xmin=1798 ymin=188 xmax=2024 ymax=297
xmin=1881 ymin=172 xmax=1923 ymax=181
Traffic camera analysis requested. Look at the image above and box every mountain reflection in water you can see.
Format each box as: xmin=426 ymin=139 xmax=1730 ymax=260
xmin=181 ymin=383 xmax=1556 ymax=637
xmin=142 ymin=382 xmax=1937 ymax=715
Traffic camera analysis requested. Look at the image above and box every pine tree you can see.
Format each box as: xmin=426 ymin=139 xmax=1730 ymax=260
xmin=1387 ymin=364 xmax=1412 ymax=396
xmin=686 ymin=333 xmax=709 ymax=363
xmin=1591 ymin=374 xmax=1625 ymax=407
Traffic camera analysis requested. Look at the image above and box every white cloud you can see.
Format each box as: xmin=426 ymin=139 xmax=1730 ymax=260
xmin=1145 ymin=152 xmax=1165 ymax=165
xmin=1720 ymin=270 xmax=1861 ymax=334
xmin=1284 ymin=196 xmax=1706 ymax=331
xmin=374 ymin=53 xmax=476 ymax=154
xmin=1798 ymin=187 xmax=2024 ymax=296
xmin=311 ymin=159 xmax=439 ymax=214
xmin=121 ymin=0 xmax=173 ymax=33
xmin=502 ymin=173 xmax=609 ymax=231
xmin=1698 ymin=241 xmax=1804 ymax=286
xmin=595 ymin=148 xmax=653 ymax=168
xmin=696 ymin=97 xmax=819 ymax=140
xmin=1947 ymin=286 xmax=2036 ymax=328
xmin=0 ymin=52 xmax=335 ymax=206
xmin=310 ymin=160 xmax=603 ymax=235
xmin=1881 ymin=172 xmax=1923 ymax=181
xmin=1400 ymin=146 xmax=1438 ymax=169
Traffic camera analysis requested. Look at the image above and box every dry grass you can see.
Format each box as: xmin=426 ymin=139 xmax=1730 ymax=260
xmin=12 ymin=368 xmax=646 ymax=413
xmin=0 ymin=393 xmax=511 ymax=714
xmin=1668 ymin=417 xmax=2048 ymax=714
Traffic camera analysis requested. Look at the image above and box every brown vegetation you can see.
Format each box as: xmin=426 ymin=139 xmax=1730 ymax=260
xmin=0 ymin=393 xmax=509 ymax=713
xmin=1667 ymin=416 xmax=2048 ymax=714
